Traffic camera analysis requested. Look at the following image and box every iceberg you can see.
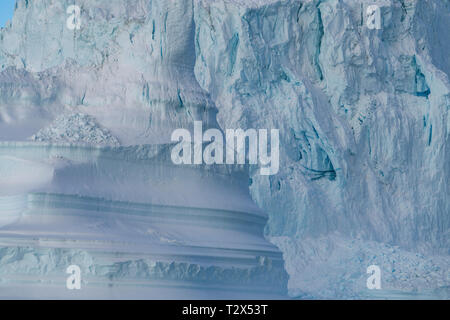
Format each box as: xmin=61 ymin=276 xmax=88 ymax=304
xmin=0 ymin=0 xmax=448 ymax=299
xmin=0 ymin=0 xmax=287 ymax=299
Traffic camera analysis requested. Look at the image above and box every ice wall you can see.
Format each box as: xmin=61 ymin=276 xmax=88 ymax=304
xmin=194 ymin=0 xmax=449 ymax=297
xmin=0 ymin=0 xmax=289 ymax=298
xmin=0 ymin=0 xmax=219 ymax=144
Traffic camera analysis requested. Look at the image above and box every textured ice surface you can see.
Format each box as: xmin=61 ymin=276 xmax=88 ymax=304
xmin=0 ymin=0 xmax=449 ymax=299
xmin=194 ymin=0 xmax=449 ymax=298
xmin=30 ymin=113 xmax=120 ymax=145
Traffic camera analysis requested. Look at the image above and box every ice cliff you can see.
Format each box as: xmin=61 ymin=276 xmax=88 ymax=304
xmin=194 ymin=0 xmax=449 ymax=298
xmin=0 ymin=0 xmax=449 ymax=299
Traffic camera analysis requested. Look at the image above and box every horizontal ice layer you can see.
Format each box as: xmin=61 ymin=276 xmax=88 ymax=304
xmin=0 ymin=142 xmax=287 ymax=298
xmin=0 ymin=195 xmax=27 ymax=228
xmin=0 ymin=142 xmax=264 ymax=212
xmin=0 ymin=156 xmax=53 ymax=196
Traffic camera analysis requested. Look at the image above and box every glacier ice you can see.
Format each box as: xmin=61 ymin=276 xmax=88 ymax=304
xmin=194 ymin=0 xmax=449 ymax=298
xmin=30 ymin=113 xmax=120 ymax=145
xmin=0 ymin=0 xmax=448 ymax=299
xmin=0 ymin=0 xmax=288 ymax=299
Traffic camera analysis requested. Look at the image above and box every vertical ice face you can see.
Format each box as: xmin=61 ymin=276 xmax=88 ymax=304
xmin=0 ymin=0 xmax=219 ymax=144
xmin=194 ymin=0 xmax=449 ymax=297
